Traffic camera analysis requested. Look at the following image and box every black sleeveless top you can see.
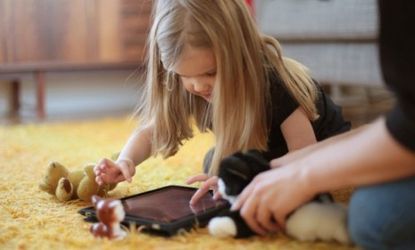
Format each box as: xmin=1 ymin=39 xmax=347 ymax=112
xmin=263 ymin=74 xmax=351 ymax=161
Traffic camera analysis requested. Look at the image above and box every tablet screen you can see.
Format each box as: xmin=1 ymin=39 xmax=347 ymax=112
xmin=122 ymin=186 xmax=228 ymax=223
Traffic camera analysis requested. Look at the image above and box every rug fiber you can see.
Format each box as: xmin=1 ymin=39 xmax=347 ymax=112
xmin=0 ymin=118 xmax=356 ymax=250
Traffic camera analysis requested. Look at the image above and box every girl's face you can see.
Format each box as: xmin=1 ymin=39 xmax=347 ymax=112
xmin=173 ymin=46 xmax=217 ymax=102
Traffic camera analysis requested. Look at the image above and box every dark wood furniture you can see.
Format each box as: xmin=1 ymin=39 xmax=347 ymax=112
xmin=0 ymin=0 xmax=152 ymax=118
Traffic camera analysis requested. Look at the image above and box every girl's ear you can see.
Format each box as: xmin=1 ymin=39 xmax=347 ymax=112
xmin=91 ymin=195 xmax=101 ymax=207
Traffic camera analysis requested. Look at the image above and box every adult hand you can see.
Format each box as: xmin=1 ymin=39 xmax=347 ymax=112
xmin=231 ymin=162 xmax=315 ymax=234
xmin=186 ymin=174 xmax=221 ymax=205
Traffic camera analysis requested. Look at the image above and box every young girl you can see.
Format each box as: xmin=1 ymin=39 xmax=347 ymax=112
xmin=94 ymin=0 xmax=350 ymax=204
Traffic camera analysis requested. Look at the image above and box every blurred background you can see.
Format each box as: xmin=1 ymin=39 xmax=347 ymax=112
xmin=0 ymin=0 xmax=393 ymax=126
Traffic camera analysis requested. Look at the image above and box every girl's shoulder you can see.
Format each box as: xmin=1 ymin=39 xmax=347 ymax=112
xmin=268 ymin=71 xmax=323 ymax=103
xmin=267 ymin=71 xmax=299 ymax=126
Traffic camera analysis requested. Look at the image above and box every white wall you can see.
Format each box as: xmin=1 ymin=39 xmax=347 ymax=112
xmin=0 ymin=69 xmax=140 ymax=119
xmin=254 ymin=0 xmax=382 ymax=87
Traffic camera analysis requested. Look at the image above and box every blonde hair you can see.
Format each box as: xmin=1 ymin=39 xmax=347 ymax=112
xmin=137 ymin=0 xmax=318 ymax=175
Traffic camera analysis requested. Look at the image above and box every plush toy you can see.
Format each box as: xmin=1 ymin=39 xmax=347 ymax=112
xmin=90 ymin=195 xmax=127 ymax=240
xmin=39 ymin=161 xmax=117 ymax=202
xmin=208 ymin=150 xmax=351 ymax=244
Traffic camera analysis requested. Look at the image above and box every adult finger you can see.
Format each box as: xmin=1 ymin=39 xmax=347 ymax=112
xmin=231 ymin=182 xmax=255 ymax=210
xmin=272 ymin=209 xmax=287 ymax=230
xmin=239 ymin=193 xmax=267 ymax=235
xmin=186 ymin=174 xmax=209 ymax=184
xmin=257 ymin=202 xmax=279 ymax=232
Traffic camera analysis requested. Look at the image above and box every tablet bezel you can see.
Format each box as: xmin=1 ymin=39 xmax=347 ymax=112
xmin=78 ymin=185 xmax=230 ymax=236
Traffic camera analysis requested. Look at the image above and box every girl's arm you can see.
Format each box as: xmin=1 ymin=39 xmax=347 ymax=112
xmin=280 ymin=107 xmax=317 ymax=151
xmin=117 ymin=125 xmax=153 ymax=167
xmin=94 ymin=126 xmax=153 ymax=185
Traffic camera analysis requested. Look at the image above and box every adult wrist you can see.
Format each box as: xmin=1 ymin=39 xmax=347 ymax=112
xmin=297 ymin=159 xmax=319 ymax=197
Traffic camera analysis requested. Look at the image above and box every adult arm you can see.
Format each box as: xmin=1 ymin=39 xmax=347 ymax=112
xmin=233 ymin=119 xmax=415 ymax=233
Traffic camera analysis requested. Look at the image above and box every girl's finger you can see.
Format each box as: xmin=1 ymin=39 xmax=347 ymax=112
xmin=99 ymin=173 xmax=113 ymax=184
xmin=189 ymin=186 xmax=210 ymax=205
xmin=93 ymin=163 xmax=101 ymax=175
xmin=204 ymin=176 xmax=218 ymax=187
xmin=118 ymin=164 xmax=132 ymax=182
xmin=186 ymin=174 xmax=209 ymax=184
xmin=189 ymin=176 xmax=218 ymax=204
xmin=212 ymin=184 xmax=218 ymax=193
xmin=114 ymin=173 xmax=127 ymax=183
xmin=95 ymin=176 xmax=103 ymax=186
xmin=213 ymin=191 xmax=222 ymax=200
xmin=95 ymin=159 xmax=107 ymax=169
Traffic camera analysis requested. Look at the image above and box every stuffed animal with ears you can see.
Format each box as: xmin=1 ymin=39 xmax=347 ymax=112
xmin=39 ymin=161 xmax=117 ymax=202
xmin=90 ymin=195 xmax=127 ymax=240
xmin=208 ymin=150 xmax=351 ymax=244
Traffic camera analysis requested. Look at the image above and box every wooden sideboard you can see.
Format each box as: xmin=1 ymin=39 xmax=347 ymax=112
xmin=0 ymin=0 xmax=152 ymax=118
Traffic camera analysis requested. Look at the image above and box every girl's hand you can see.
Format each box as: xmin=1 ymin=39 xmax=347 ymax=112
xmin=186 ymin=174 xmax=221 ymax=205
xmin=231 ymin=163 xmax=314 ymax=235
xmin=94 ymin=158 xmax=136 ymax=185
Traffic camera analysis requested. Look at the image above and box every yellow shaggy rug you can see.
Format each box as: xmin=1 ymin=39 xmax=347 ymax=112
xmin=0 ymin=117 xmax=356 ymax=250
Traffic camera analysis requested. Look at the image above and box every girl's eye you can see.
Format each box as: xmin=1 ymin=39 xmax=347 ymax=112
xmin=206 ymin=71 xmax=216 ymax=77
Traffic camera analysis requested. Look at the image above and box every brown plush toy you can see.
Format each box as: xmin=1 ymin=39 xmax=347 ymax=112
xmin=39 ymin=161 xmax=117 ymax=202
xmin=90 ymin=195 xmax=126 ymax=240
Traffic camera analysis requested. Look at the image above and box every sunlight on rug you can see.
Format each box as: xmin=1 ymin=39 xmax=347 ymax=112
xmin=0 ymin=117 xmax=356 ymax=250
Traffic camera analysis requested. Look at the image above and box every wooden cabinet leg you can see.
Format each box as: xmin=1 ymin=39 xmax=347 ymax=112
xmin=10 ymin=79 xmax=21 ymax=116
xmin=35 ymin=71 xmax=46 ymax=119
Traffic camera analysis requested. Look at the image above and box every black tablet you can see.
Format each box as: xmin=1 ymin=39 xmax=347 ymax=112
xmin=79 ymin=185 xmax=230 ymax=236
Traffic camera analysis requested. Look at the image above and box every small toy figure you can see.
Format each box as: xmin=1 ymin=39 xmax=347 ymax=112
xmin=90 ymin=195 xmax=127 ymax=240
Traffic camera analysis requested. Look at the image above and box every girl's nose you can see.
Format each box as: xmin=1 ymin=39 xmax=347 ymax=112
xmin=193 ymin=81 xmax=209 ymax=93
